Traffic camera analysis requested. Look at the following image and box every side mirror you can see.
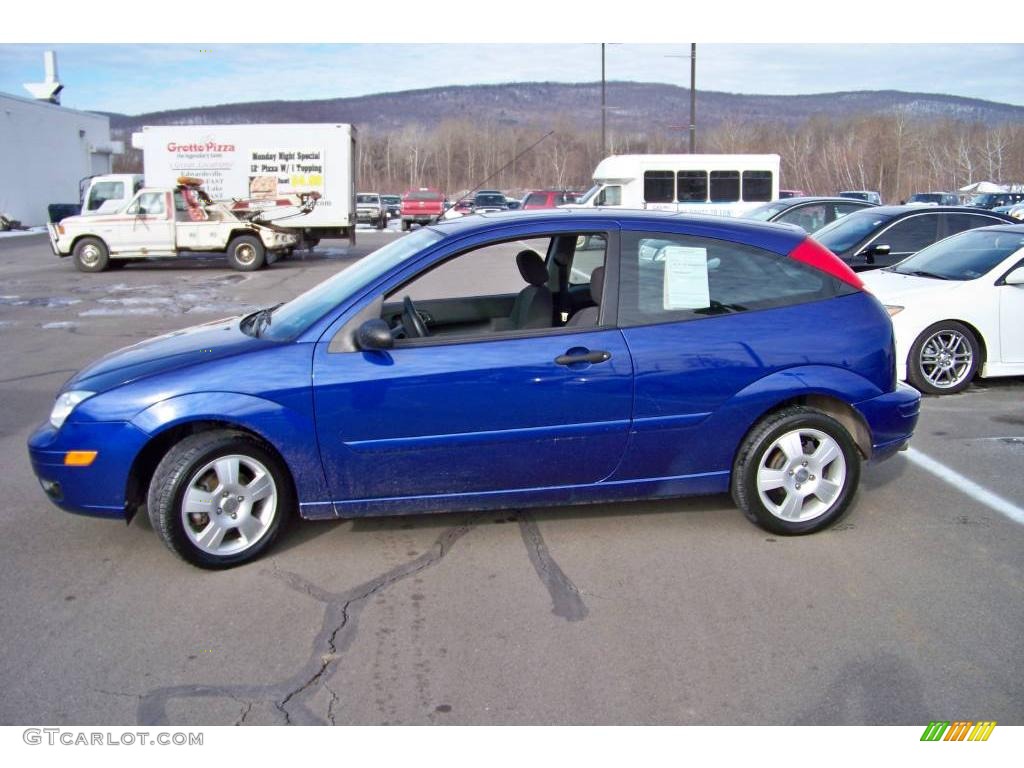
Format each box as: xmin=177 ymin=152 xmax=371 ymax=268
xmin=355 ymin=318 xmax=394 ymax=350
xmin=1003 ymin=266 xmax=1024 ymax=286
xmin=858 ymin=243 xmax=890 ymax=264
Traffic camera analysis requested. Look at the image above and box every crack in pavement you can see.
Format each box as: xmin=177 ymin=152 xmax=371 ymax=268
xmin=517 ymin=511 xmax=589 ymax=622
xmin=136 ymin=519 xmax=476 ymax=726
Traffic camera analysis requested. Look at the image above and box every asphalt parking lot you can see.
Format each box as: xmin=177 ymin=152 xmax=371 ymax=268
xmin=0 ymin=227 xmax=1021 ymax=726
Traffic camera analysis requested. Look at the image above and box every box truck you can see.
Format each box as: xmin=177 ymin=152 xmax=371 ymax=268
xmin=132 ymin=123 xmax=357 ymax=246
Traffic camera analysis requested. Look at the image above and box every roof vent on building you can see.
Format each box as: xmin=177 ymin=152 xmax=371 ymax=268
xmin=23 ymin=51 xmax=64 ymax=104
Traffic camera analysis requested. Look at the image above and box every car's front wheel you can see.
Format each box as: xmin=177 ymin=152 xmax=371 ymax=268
xmin=147 ymin=431 xmax=293 ymax=568
xmin=907 ymin=321 xmax=980 ymax=395
xmin=72 ymin=237 xmax=110 ymax=272
xmin=732 ymin=407 xmax=861 ymax=535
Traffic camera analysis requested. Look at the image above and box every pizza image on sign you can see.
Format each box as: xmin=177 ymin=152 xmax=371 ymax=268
xmin=248 ymin=175 xmax=279 ymax=199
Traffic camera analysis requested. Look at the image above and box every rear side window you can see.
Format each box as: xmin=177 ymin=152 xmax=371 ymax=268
xmin=876 ymin=214 xmax=939 ymax=253
xmin=677 ymin=171 xmax=707 ymax=202
xmin=709 ymin=171 xmax=740 ymax=203
xmin=742 ymin=171 xmax=773 ymax=202
xmin=618 ymin=231 xmax=848 ymax=327
xmin=525 ymin=193 xmax=547 ymax=206
xmin=944 ymin=213 xmax=1003 ymax=236
xmin=644 ymin=171 xmax=675 ymax=203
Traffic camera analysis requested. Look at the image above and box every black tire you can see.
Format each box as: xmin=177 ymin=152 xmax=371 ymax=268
xmin=147 ymin=430 xmax=294 ymax=569
xmin=72 ymin=237 xmax=109 ymax=273
xmin=907 ymin=320 xmax=981 ymax=395
xmin=401 ymin=220 xmax=410 ymax=232
xmin=731 ymin=406 xmax=861 ymax=536
xmin=226 ymin=235 xmax=266 ymax=272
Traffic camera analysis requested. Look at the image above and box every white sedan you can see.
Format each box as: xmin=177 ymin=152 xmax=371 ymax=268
xmin=861 ymin=224 xmax=1024 ymax=395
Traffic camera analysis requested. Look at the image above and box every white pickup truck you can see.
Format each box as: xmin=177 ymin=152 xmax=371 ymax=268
xmin=47 ymin=182 xmax=301 ymax=272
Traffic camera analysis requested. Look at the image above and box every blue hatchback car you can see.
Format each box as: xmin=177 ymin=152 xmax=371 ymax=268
xmin=29 ymin=210 xmax=920 ymax=568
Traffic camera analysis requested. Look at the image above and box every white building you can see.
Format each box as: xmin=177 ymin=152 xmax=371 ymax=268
xmin=0 ymin=91 xmax=122 ymax=226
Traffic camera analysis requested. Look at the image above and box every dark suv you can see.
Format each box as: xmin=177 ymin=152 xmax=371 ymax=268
xmin=812 ymin=205 xmax=1016 ymax=270
xmin=968 ymin=192 xmax=1024 ymax=210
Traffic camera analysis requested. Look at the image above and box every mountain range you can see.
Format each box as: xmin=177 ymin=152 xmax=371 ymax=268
xmin=104 ymin=81 xmax=1024 ymax=135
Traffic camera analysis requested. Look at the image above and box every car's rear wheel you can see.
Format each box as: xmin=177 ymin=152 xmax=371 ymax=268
xmin=907 ymin=321 xmax=980 ymax=395
xmin=226 ymin=235 xmax=266 ymax=271
xmin=147 ymin=431 xmax=293 ymax=568
xmin=732 ymin=407 xmax=860 ymax=535
xmin=72 ymin=237 xmax=109 ymax=272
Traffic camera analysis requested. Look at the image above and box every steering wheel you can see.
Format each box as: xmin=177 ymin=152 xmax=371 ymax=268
xmin=402 ymin=296 xmax=429 ymax=338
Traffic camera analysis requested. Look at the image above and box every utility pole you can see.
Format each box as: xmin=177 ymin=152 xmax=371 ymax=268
xmin=689 ymin=43 xmax=697 ymax=154
xmin=601 ymin=43 xmax=607 ymax=157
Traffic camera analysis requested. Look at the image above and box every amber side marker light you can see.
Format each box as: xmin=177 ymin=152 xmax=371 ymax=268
xmin=64 ymin=451 xmax=98 ymax=467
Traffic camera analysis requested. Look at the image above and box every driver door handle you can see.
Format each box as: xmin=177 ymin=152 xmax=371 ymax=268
xmin=555 ymin=349 xmax=611 ymax=366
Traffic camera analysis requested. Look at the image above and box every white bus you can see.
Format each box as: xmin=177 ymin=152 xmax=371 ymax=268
xmin=568 ymin=154 xmax=781 ymax=217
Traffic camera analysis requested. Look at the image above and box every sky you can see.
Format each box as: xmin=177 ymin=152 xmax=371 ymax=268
xmin=1 ymin=43 xmax=1022 ymax=115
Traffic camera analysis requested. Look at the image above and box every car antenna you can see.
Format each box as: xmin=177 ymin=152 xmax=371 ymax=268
xmin=455 ymin=130 xmax=555 ymax=204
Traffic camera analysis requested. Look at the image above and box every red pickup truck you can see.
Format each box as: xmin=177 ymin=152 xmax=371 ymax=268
xmin=400 ymin=188 xmax=445 ymax=231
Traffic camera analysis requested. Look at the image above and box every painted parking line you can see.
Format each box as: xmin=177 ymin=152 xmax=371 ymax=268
xmin=905 ymin=447 xmax=1024 ymax=526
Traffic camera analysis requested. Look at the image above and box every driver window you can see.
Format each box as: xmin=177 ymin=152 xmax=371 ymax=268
xmin=127 ymin=192 xmax=165 ymax=216
xmin=381 ymin=233 xmax=608 ymax=343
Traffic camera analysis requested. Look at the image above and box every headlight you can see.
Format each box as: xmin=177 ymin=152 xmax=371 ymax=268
xmin=50 ymin=390 xmax=95 ymax=429
xmin=885 ymin=305 xmax=904 ymax=317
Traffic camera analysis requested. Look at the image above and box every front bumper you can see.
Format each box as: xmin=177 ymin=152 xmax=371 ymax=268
xmin=28 ymin=419 xmax=152 ymax=519
xmin=356 ymin=209 xmax=384 ymax=221
xmin=854 ymin=382 xmax=921 ymax=461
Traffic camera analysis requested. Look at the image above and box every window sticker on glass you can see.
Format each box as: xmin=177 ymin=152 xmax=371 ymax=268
xmin=662 ymin=247 xmax=710 ymax=310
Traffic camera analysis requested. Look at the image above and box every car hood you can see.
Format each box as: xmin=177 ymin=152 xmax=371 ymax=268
xmin=64 ymin=315 xmax=271 ymax=394
xmin=860 ymin=269 xmax=959 ymax=302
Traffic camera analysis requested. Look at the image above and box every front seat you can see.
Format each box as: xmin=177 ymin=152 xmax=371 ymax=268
xmin=566 ymin=266 xmax=604 ymax=327
xmin=492 ymin=249 xmax=553 ymax=331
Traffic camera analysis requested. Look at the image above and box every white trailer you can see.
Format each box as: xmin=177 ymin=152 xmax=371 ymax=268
xmin=132 ymin=123 xmax=357 ymax=245
xmin=566 ymin=154 xmax=781 ymax=217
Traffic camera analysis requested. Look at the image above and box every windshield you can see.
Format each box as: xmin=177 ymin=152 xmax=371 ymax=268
xmin=257 ymin=227 xmax=445 ymax=341
xmin=405 ymin=190 xmax=443 ymax=201
xmin=356 ymin=194 xmax=379 ymax=204
xmin=744 ymin=201 xmax=791 ymax=221
xmin=969 ymin=194 xmax=995 ymax=207
xmin=813 ymin=211 xmax=891 ymax=254
xmin=909 ymin=194 xmax=941 ymax=203
xmin=576 ymin=184 xmax=601 ymax=205
xmin=891 ymin=229 xmax=1024 ymax=281
xmin=474 ymin=194 xmax=506 ymax=206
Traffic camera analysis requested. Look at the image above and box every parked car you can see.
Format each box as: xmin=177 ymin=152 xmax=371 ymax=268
xmin=906 ymin=192 xmax=959 ymax=206
xmin=356 ymin=192 xmax=388 ymax=230
xmin=743 ymin=196 xmax=877 ymax=234
xmin=381 ymin=194 xmax=402 ymax=218
xmin=838 ymin=190 xmax=883 ymax=205
xmin=505 ymin=200 xmax=522 ymax=210
xmin=812 ymin=205 xmax=1016 ymax=270
xmin=522 ymin=189 xmax=581 ymax=209
xmin=861 ymin=224 xmax=1024 ymax=394
xmin=441 ymin=199 xmax=475 ymax=220
xmin=400 ymin=188 xmax=446 ymax=231
xmin=1007 ymin=203 xmax=1024 ymax=221
xmin=967 ymin=192 xmax=1024 ymax=210
xmin=472 ymin=191 xmax=508 ymax=213
xmin=28 ymin=209 xmax=919 ymax=568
